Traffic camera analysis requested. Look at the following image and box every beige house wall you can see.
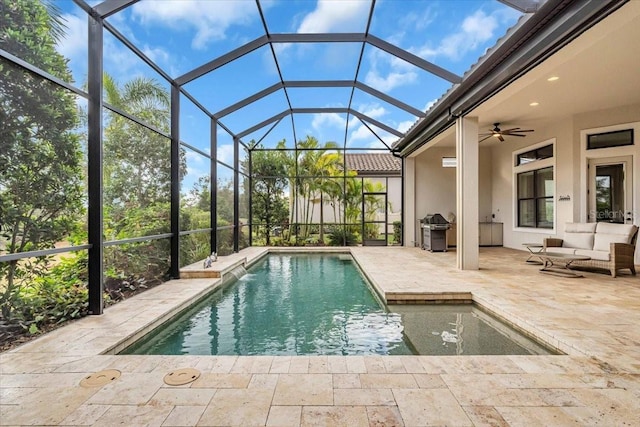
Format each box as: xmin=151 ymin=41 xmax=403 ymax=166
xmin=490 ymin=103 xmax=640 ymax=263
xmin=412 ymin=146 xmax=493 ymax=246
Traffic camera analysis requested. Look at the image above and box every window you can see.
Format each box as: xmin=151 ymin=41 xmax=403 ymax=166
xmin=514 ymin=139 xmax=555 ymax=230
xmin=517 ymin=166 xmax=554 ymax=228
xmin=587 ymin=129 xmax=633 ymax=150
xmin=516 ymin=144 xmax=553 ymax=165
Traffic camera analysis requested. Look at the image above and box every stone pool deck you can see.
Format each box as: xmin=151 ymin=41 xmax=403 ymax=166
xmin=1 ymin=246 xmax=639 ymax=426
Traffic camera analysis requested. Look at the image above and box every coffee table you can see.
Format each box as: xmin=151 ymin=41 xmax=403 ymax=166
xmin=539 ymin=252 xmax=591 ymax=278
xmin=523 ymin=243 xmax=545 ymax=264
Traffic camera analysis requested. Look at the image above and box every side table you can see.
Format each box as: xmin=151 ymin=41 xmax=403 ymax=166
xmin=523 ymin=243 xmax=545 ymax=265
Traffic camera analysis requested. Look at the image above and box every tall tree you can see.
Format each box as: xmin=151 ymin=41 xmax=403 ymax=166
xmin=100 ymin=74 xmax=185 ymax=240
xmin=102 ymin=74 xmax=171 ymax=209
xmin=0 ymin=0 xmax=84 ymax=306
xmin=294 ymin=136 xmax=339 ymax=239
xmin=251 ymin=143 xmax=289 ymax=245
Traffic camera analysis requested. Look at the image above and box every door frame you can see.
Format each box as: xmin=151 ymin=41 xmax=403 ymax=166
xmin=580 ymin=122 xmax=639 ymax=225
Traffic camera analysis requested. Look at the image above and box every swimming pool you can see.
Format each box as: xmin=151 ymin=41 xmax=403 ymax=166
xmin=121 ymin=253 xmax=552 ymax=356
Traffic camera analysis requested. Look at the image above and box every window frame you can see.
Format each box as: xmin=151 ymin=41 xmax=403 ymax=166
xmin=512 ymin=139 xmax=556 ymax=233
xmin=587 ymin=129 xmax=634 ymax=150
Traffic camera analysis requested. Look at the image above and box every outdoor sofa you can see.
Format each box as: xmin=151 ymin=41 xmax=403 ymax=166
xmin=543 ymin=222 xmax=638 ymax=277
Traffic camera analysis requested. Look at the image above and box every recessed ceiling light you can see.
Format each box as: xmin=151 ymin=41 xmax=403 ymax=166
xmin=529 ymin=102 xmax=539 ymax=107
xmin=547 ymin=76 xmax=559 ymax=82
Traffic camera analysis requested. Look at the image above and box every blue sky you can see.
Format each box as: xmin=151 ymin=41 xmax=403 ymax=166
xmin=55 ymin=0 xmax=521 ymax=187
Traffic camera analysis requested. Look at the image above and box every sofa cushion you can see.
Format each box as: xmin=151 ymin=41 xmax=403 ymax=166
xmin=574 ymin=249 xmax=610 ymax=261
xmin=545 ymin=247 xmax=576 ymax=256
xmin=562 ymin=232 xmax=594 ymax=250
xmin=565 ymin=222 xmax=597 ymax=233
xmin=562 ymin=222 xmax=597 ymax=249
xmin=593 ymin=222 xmax=637 ymax=251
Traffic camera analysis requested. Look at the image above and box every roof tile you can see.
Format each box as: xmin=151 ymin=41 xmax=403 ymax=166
xmin=345 ymin=153 xmax=401 ymax=174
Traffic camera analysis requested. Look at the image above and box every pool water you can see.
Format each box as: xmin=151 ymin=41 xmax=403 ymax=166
xmin=121 ymin=254 xmax=553 ymax=356
xmin=123 ymin=254 xmax=413 ymax=355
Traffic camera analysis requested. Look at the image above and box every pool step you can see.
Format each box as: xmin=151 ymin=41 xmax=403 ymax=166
xmin=386 ymin=292 xmax=472 ymax=304
xmin=180 ymin=258 xmax=246 ymax=279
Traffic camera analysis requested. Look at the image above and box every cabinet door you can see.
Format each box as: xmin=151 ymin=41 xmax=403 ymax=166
xmin=491 ymin=223 xmax=503 ymax=246
xmin=479 ymin=223 xmax=492 ymax=246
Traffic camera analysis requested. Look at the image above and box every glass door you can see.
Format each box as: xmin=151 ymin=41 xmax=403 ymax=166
xmin=588 ymin=156 xmax=633 ymax=223
xmin=362 ymin=192 xmax=388 ymax=246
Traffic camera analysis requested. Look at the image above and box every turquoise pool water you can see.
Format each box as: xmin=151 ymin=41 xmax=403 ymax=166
xmin=121 ymin=254 xmax=552 ymax=356
xmin=123 ymin=254 xmax=413 ymax=355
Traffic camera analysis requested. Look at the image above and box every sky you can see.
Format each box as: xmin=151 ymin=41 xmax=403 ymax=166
xmin=54 ymin=0 xmax=522 ymax=187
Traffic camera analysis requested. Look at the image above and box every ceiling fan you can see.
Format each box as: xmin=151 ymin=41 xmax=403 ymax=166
xmin=479 ymin=123 xmax=534 ymax=142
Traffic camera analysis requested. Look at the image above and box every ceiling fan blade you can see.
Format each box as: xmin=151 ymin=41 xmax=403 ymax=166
xmin=509 ymin=134 xmax=527 ymax=137
xmin=479 ymin=135 xmax=493 ymax=142
xmin=478 ymin=132 xmax=494 ymax=137
xmin=498 ymin=135 xmax=505 ymax=142
xmin=500 ymin=127 xmax=520 ymax=133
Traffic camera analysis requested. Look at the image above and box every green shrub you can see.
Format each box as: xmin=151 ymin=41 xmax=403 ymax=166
xmin=328 ymin=228 xmax=357 ymax=246
xmin=393 ymin=221 xmax=402 ymax=244
xmin=5 ymin=251 xmax=89 ymax=333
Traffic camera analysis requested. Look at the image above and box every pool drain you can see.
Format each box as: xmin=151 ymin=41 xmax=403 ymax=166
xmin=164 ymin=368 xmax=201 ymax=386
xmin=80 ymin=369 xmax=121 ymax=387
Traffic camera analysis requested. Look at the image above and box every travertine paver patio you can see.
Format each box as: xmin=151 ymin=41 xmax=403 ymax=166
xmin=1 ymin=246 xmax=639 ymax=426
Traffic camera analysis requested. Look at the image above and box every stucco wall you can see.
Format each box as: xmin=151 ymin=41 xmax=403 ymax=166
xmin=414 ymin=147 xmax=457 ymax=222
xmin=491 ymin=118 xmax=574 ymax=246
xmin=491 ymin=103 xmax=640 ymax=264
xmin=412 ymin=146 xmax=493 ymax=245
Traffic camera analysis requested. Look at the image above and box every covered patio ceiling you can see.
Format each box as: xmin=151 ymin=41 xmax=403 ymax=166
xmin=84 ymin=0 xmax=543 ymax=151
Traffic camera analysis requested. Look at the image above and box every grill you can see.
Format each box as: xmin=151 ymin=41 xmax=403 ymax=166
xmin=420 ymin=213 xmax=451 ymax=252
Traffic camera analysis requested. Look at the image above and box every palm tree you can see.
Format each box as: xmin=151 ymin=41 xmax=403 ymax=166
xmin=314 ymin=151 xmax=342 ymax=242
xmin=102 ymin=74 xmax=172 ymax=210
xmin=295 ymin=137 xmax=340 ymax=239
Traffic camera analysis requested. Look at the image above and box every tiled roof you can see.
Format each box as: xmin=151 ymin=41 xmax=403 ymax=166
xmin=345 ymin=153 xmax=401 ymax=175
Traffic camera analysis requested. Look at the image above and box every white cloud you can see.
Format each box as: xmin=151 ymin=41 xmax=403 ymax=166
xmin=131 ymin=0 xmax=259 ymax=49
xmin=397 ymin=120 xmax=415 ymax=134
xmin=348 ymin=117 xmax=412 ymax=149
xmin=362 ymin=46 xmax=418 ymax=92
xmin=364 ymin=69 xmax=418 ymax=92
xmin=56 ymin=11 xmax=89 ymax=83
xmin=312 ymin=113 xmax=346 ymax=131
xmin=297 ymin=0 xmax=370 ymax=33
xmin=401 ymin=6 xmax=437 ymax=32
xmin=357 ymin=104 xmax=387 ymax=120
xmin=142 ymin=45 xmax=171 ymax=66
xmin=183 ymin=150 xmax=208 ymax=189
xmin=424 ymin=99 xmax=438 ymax=112
xmin=186 ymin=149 xmax=205 ymax=164
xmin=57 ymin=12 xmax=86 ymax=60
xmin=348 ymin=123 xmax=373 ymax=143
xmin=415 ymin=10 xmax=499 ymax=61
xmin=217 ymin=144 xmax=234 ymax=165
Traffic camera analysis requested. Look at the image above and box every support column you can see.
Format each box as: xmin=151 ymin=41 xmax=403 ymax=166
xmin=170 ymin=85 xmax=180 ymax=278
xmin=456 ymin=116 xmax=479 ymax=270
xmin=233 ymin=137 xmax=240 ymax=252
xmin=211 ymin=120 xmax=218 ymax=253
xmin=403 ymin=156 xmax=416 ymax=247
xmin=248 ymin=150 xmax=253 ymax=247
xmin=87 ymin=15 xmax=104 ymax=315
